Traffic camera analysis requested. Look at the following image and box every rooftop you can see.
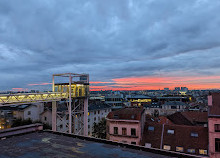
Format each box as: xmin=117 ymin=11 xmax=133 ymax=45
xmin=88 ymin=102 xmax=112 ymax=111
xmin=0 ymin=132 xmax=172 ymax=158
xmin=167 ymin=111 xmax=207 ymax=126
xmin=107 ymin=107 xmax=144 ymax=120
xmin=127 ymin=95 xmax=151 ymax=99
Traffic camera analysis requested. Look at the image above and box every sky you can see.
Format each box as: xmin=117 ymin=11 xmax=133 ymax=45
xmin=0 ymin=0 xmax=220 ymax=91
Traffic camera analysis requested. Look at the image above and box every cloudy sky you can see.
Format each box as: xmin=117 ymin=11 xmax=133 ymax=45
xmin=0 ymin=0 xmax=220 ymax=91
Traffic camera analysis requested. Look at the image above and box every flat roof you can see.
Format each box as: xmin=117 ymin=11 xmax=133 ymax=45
xmin=0 ymin=132 xmax=172 ymax=158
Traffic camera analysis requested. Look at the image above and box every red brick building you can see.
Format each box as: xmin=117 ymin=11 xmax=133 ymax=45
xmin=141 ymin=117 xmax=208 ymax=156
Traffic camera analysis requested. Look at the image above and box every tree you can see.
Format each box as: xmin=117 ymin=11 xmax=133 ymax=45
xmin=92 ymin=118 xmax=106 ymax=139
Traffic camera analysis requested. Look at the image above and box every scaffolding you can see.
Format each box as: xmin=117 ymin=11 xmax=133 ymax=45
xmin=0 ymin=73 xmax=89 ymax=136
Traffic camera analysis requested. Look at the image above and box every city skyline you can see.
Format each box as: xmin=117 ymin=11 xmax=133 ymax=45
xmin=1 ymin=0 xmax=220 ymax=91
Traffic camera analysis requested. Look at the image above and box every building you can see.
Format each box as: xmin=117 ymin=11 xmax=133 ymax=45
xmin=13 ymin=103 xmax=44 ymax=122
xmin=175 ymin=87 xmax=180 ymax=91
xmin=208 ymin=93 xmax=220 ymax=158
xmin=127 ymin=95 xmax=152 ymax=107
xmin=141 ymin=120 xmax=208 ymax=156
xmin=105 ymin=95 xmax=124 ymax=106
xmin=161 ymin=101 xmax=187 ymax=115
xmin=164 ymin=88 xmax=169 ymax=91
xmin=106 ymin=107 xmax=145 ymax=145
xmin=167 ymin=111 xmax=208 ymax=127
xmin=88 ymin=102 xmax=112 ymax=136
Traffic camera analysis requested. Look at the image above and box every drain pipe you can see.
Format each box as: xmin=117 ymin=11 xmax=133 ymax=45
xmin=160 ymin=123 xmax=165 ymax=149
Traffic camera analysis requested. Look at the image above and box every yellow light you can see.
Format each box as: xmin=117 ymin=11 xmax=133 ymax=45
xmin=88 ymin=112 xmax=90 ymax=116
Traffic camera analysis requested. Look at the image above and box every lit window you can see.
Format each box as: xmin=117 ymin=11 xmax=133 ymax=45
xmin=191 ymin=132 xmax=198 ymax=137
xmin=167 ymin=129 xmax=174 ymax=134
xmin=88 ymin=112 xmax=90 ymax=116
xmin=187 ymin=149 xmax=195 ymax=153
xmin=163 ymin=145 xmax=171 ymax=150
xmin=199 ymin=149 xmax=207 ymax=155
xmin=148 ymin=126 xmax=154 ymax=131
xmin=176 ymin=146 xmax=184 ymax=152
xmin=114 ymin=127 xmax=118 ymax=135
xmin=215 ymin=124 xmax=220 ymax=132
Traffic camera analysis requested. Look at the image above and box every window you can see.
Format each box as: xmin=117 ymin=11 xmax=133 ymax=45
xmin=88 ymin=112 xmax=90 ymax=116
xmin=191 ymin=132 xmax=198 ymax=137
xmin=131 ymin=128 xmax=136 ymax=136
xmin=88 ymin=125 xmax=90 ymax=129
xmin=88 ymin=119 xmax=90 ymax=122
xmin=122 ymin=128 xmax=127 ymax=135
xmin=187 ymin=149 xmax=195 ymax=154
xmin=98 ymin=110 xmax=100 ymax=114
xmin=167 ymin=129 xmax=174 ymax=134
xmin=163 ymin=145 xmax=171 ymax=150
xmin=114 ymin=127 xmax=118 ymax=134
xmin=215 ymin=124 xmax=220 ymax=132
xmin=215 ymin=138 xmax=220 ymax=152
xmin=88 ymin=132 xmax=90 ymax=135
xmin=60 ymin=124 xmax=63 ymax=129
xmin=131 ymin=115 xmax=135 ymax=119
xmin=94 ymin=117 xmax=96 ymax=121
xmin=176 ymin=146 xmax=184 ymax=152
xmin=148 ymin=126 xmax=154 ymax=131
xmin=131 ymin=142 xmax=136 ymax=145
xmin=113 ymin=114 xmax=118 ymax=119
xmin=145 ymin=143 xmax=151 ymax=148
xmin=28 ymin=111 xmax=31 ymax=115
xmin=98 ymin=117 xmax=100 ymax=121
xmin=199 ymin=149 xmax=207 ymax=155
xmin=94 ymin=111 xmax=96 ymax=115
xmin=44 ymin=117 xmax=47 ymax=121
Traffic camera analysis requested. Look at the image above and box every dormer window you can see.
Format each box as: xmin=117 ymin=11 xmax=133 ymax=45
xmin=113 ymin=114 xmax=118 ymax=119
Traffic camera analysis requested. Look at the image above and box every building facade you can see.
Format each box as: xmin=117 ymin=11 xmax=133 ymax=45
xmin=106 ymin=107 xmax=145 ymax=145
xmin=208 ymin=93 xmax=220 ymax=158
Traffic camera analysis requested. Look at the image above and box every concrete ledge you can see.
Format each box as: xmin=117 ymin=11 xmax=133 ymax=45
xmin=45 ymin=130 xmax=208 ymax=158
xmin=0 ymin=123 xmax=43 ymax=138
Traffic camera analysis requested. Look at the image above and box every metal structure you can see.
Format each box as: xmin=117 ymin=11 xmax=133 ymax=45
xmin=0 ymin=73 xmax=89 ymax=136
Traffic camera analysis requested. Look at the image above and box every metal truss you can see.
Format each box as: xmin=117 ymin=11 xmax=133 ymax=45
xmin=0 ymin=92 xmax=68 ymax=105
xmin=0 ymin=73 xmax=89 ymax=137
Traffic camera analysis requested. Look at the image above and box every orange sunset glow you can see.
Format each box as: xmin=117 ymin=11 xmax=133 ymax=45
xmin=90 ymin=76 xmax=220 ymax=91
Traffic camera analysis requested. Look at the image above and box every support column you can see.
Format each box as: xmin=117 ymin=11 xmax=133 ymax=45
xmin=52 ymin=75 xmax=55 ymax=92
xmin=84 ymin=98 xmax=88 ymax=136
xmin=69 ymin=75 xmax=72 ymax=134
xmin=52 ymin=101 xmax=57 ymax=131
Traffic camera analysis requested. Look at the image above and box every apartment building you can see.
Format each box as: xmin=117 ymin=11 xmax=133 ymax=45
xmin=106 ymin=107 xmax=145 ymax=145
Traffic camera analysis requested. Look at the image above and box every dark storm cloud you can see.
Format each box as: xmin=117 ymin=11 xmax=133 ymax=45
xmin=0 ymin=0 xmax=220 ymax=90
